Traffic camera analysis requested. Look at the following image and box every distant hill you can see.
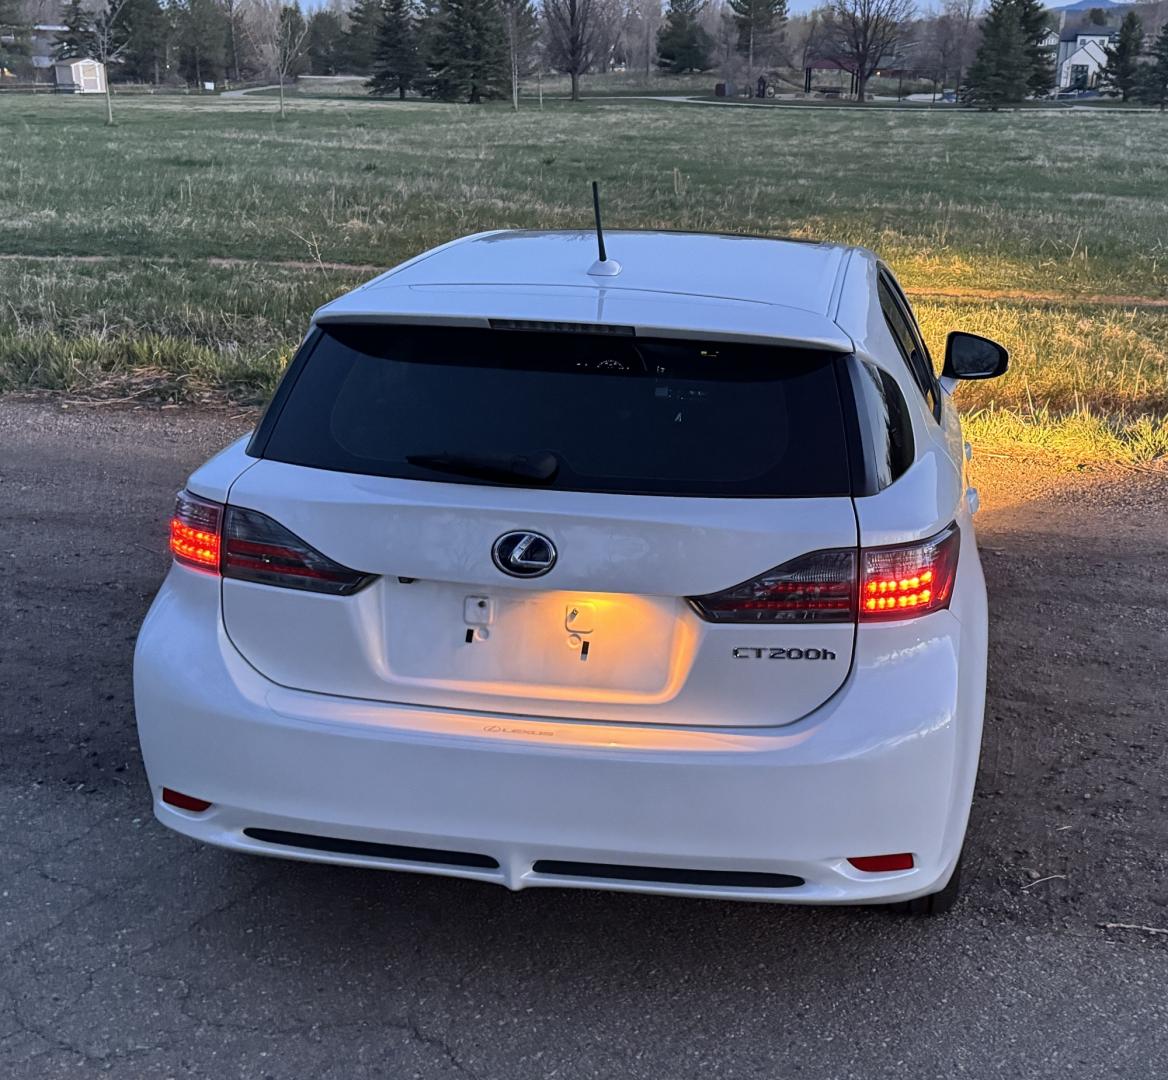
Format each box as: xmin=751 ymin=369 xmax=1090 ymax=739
xmin=1051 ymin=0 xmax=1123 ymax=10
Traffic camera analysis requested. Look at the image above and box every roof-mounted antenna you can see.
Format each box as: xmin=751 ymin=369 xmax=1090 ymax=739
xmin=588 ymin=181 xmax=621 ymax=278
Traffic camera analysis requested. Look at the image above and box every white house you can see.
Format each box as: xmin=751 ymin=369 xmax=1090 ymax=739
xmin=54 ymin=59 xmax=106 ymax=94
xmin=1055 ymin=21 xmax=1120 ymax=89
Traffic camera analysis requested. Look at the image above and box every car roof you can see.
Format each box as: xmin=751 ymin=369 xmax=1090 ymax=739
xmin=313 ymin=230 xmax=868 ymax=352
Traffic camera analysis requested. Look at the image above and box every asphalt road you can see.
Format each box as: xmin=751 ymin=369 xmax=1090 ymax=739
xmin=2 ymin=399 xmax=1167 ymax=1080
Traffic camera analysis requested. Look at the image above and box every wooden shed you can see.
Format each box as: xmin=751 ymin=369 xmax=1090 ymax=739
xmin=54 ymin=59 xmax=106 ymax=94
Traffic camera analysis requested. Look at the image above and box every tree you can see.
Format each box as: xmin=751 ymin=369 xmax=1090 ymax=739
xmin=1137 ymin=19 xmax=1168 ymax=110
xmin=0 ymin=0 xmax=30 ymax=73
xmin=727 ymin=0 xmax=786 ymax=82
xmin=366 ymin=0 xmax=421 ymax=96
xmin=426 ymin=0 xmax=508 ymax=101
xmin=656 ymin=0 xmax=711 ymax=72
xmin=244 ymin=0 xmax=309 ymax=116
xmin=279 ymin=3 xmax=308 ymax=75
xmin=275 ymin=3 xmax=308 ymax=110
xmin=822 ymin=0 xmax=914 ymax=102
xmin=92 ymin=0 xmax=129 ymax=123
xmin=119 ymin=0 xmax=170 ymax=84
xmin=1012 ymin=0 xmax=1052 ymax=97
xmin=1100 ymin=10 xmax=1143 ymax=101
xmin=54 ymin=0 xmax=97 ymax=58
xmin=787 ymin=9 xmax=827 ymax=72
xmin=964 ymin=0 xmax=1029 ymax=107
xmin=545 ymin=0 xmax=597 ymax=100
xmin=175 ymin=0 xmax=228 ymax=86
xmin=918 ymin=0 xmax=978 ymax=96
xmin=306 ymin=9 xmax=345 ymax=75
xmin=942 ymin=0 xmax=978 ymax=92
xmin=343 ymin=0 xmax=382 ymax=72
xmin=223 ymin=0 xmax=244 ymax=82
xmin=590 ymin=0 xmax=623 ymax=70
xmin=625 ymin=0 xmax=662 ymax=77
xmin=498 ymin=0 xmax=537 ymax=107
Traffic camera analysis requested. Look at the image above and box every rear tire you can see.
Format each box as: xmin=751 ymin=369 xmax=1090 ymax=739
xmin=897 ymin=856 xmax=963 ymax=916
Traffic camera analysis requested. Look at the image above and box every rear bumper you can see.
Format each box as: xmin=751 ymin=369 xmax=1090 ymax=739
xmin=134 ymin=563 xmax=987 ymax=905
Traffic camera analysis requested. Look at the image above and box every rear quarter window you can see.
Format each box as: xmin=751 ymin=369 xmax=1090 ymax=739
xmin=255 ymin=324 xmax=856 ymax=498
xmin=849 ymin=359 xmax=915 ymax=490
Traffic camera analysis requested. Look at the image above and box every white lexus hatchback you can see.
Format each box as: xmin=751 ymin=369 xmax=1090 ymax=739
xmin=135 ymin=229 xmax=1008 ymax=914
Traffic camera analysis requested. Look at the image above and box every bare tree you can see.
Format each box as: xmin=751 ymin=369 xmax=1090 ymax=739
xmin=591 ymin=0 xmax=624 ymax=71
xmin=223 ymin=0 xmax=244 ymax=84
xmin=870 ymin=0 xmax=977 ymax=98
xmin=244 ymin=0 xmax=310 ymax=119
xmin=92 ymin=0 xmax=128 ymax=126
xmin=623 ymin=0 xmax=662 ymax=78
xmin=918 ymin=0 xmax=978 ymax=95
xmin=822 ymin=0 xmax=914 ymax=102
xmin=944 ymin=0 xmax=980 ymax=91
xmin=545 ymin=0 xmax=597 ymax=100
xmin=500 ymin=0 xmax=539 ymax=108
xmin=788 ymin=9 xmax=827 ymax=71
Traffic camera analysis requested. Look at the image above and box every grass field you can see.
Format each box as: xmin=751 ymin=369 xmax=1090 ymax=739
xmin=2 ymin=93 xmax=1166 ymax=457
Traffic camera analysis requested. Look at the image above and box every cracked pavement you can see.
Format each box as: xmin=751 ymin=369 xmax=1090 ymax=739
xmin=2 ymin=399 xmax=1167 ymax=1079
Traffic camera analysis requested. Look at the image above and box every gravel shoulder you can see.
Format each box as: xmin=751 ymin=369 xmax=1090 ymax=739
xmin=1 ymin=399 xmax=1166 ymax=1080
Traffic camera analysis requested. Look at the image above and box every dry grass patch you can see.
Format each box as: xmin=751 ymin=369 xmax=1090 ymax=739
xmin=3 ymin=95 xmax=1167 ymax=457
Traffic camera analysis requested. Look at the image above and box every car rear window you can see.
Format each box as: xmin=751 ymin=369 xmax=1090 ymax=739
xmin=257 ymin=324 xmax=854 ymax=498
xmin=852 ymin=359 xmax=915 ymax=490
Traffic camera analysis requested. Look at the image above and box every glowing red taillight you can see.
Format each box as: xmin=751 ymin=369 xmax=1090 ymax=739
xmin=168 ymin=490 xmax=375 ymax=596
xmin=687 ymin=524 xmax=960 ymax=624
xmin=169 ymin=490 xmax=222 ymax=571
xmin=860 ymin=524 xmax=960 ymax=622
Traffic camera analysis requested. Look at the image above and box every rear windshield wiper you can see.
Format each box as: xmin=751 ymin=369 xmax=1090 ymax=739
xmin=405 ymin=450 xmax=560 ymax=485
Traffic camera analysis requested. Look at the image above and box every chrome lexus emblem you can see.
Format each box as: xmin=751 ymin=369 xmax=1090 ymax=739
xmin=492 ymin=531 xmax=557 ymax=578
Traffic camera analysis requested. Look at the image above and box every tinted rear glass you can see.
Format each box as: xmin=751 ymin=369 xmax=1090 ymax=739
xmin=260 ymin=324 xmax=853 ymax=497
xmin=853 ymin=359 xmax=915 ymax=490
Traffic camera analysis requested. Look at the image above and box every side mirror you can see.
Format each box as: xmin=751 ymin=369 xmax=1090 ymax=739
xmin=942 ymin=331 xmax=1009 ymax=380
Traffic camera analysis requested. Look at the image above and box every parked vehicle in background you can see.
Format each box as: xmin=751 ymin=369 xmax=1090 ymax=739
xmin=135 ymin=229 xmax=1008 ymax=915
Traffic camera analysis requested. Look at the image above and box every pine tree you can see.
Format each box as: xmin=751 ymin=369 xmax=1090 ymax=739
xmin=1099 ymin=11 xmax=1143 ymax=102
xmin=344 ymin=0 xmax=384 ymax=74
xmin=366 ymin=0 xmax=421 ymax=97
xmin=1012 ymin=0 xmax=1053 ymax=97
xmin=120 ymin=0 xmax=169 ymax=84
xmin=964 ymin=0 xmax=1030 ymax=108
xmin=307 ymin=10 xmax=346 ymax=75
xmin=54 ymin=0 xmax=98 ymax=59
xmin=1137 ymin=20 xmax=1168 ymax=111
xmin=727 ymin=0 xmax=785 ymax=80
xmin=175 ymin=0 xmax=227 ymax=85
xmin=425 ymin=0 xmax=508 ymax=102
xmin=656 ymin=0 xmax=711 ymax=73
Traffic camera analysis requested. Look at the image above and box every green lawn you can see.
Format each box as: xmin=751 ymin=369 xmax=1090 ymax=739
xmin=2 ymin=93 xmax=1166 ymax=455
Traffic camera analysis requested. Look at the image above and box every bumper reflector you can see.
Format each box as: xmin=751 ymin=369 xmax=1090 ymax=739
xmin=848 ymin=853 xmax=914 ymax=872
xmin=162 ymin=788 xmax=213 ymax=812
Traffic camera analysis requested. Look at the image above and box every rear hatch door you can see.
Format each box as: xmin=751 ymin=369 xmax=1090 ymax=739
xmin=223 ymin=322 xmax=859 ymax=728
